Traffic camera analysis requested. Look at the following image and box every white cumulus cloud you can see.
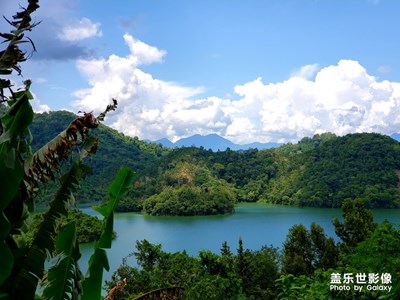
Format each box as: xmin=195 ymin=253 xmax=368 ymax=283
xmin=58 ymin=17 xmax=102 ymax=41
xmin=72 ymin=34 xmax=400 ymax=144
xmin=30 ymin=91 xmax=51 ymax=113
xmin=123 ymin=34 xmax=166 ymax=65
xmin=291 ymin=63 xmax=319 ymax=80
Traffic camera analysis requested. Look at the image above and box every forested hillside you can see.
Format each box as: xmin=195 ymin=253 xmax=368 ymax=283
xmin=31 ymin=111 xmax=400 ymax=214
xmin=30 ymin=111 xmax=169 ymax=203
xmin=266 ymin=133 xmax=400 ymax=208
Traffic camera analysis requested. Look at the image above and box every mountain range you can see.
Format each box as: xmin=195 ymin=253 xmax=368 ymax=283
xmin=154 ymin=134 xmax=281 ymax=151
xmin=155 ymin=133 xmax=400 ymax=151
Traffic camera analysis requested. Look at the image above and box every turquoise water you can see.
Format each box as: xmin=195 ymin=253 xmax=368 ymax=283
xmin=78 ymin=203 xmax=400 ymax=285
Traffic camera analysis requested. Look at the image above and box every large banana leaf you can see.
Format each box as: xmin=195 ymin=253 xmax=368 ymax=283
xmin=0 ymin=87 xmax=33 ymax=285
xmin=1 ymin=2 xmax=122 ymax=298
xmin=7 ymin=137 xmax=97 ymax=300
xmin=43 ymin=222 xmax=83 ymax=300
xmin=0 ymin=88 xmax=33 ymax=207
xmin=81 ymin=167 xmax=135 ymax=300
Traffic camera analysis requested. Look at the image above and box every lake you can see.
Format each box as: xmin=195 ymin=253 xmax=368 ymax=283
xmin=78 ymin=203 xmax=400 ymax=285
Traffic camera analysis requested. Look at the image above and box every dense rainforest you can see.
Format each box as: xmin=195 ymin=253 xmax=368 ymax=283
xmin=32 ymin=111 xmax=400 ymax=216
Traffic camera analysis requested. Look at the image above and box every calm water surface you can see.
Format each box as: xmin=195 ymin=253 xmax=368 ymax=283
xmin=79 ymin=203 xmax=400 ymax=284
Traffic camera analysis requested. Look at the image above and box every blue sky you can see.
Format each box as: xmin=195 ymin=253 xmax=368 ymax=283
xmin=1 ymin=0 xmax=400 ymax=143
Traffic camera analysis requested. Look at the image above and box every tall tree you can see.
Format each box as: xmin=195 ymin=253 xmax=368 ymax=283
xmin=282 ymin=224 xmax=313 ymax=276
xmin=133 ymin=239 xmax=164 ymax=272
xmin=332 ymin=198 xmax=376 ymax=251
xmin=282 ymin=223 xmax=338 ymax=276
xmin=236 ymin=237 xmax=252 ymax=294
xmin=309 ymin=223 xmax=338 ymax=270
xmin=220 ymin=241 xmax=232 ymax=257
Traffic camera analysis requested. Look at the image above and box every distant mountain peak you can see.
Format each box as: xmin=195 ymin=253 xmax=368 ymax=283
xmin=391 ymin=133 xmax=400 ymax=142
xmin=154 ymin=134 xmax=281 ymax=151
xmin=154 ymin=138 xmax=174 ymax=148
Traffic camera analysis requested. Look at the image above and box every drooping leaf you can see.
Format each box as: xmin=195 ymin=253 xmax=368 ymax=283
xmin=24 ymin=113 xmax=98 ymax=199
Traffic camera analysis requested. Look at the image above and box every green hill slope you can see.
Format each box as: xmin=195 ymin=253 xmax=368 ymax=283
xmin=31 ymin=111 xmax=400 ymax=213
xmin=30 ymin=111 xmax=169 ymax=203
xmin=264 ymin=133 xmax=400 ymax=208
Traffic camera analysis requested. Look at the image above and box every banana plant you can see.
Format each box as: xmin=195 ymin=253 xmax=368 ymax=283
xmin=42 ymin=222 xmax=83 ymax=300
xmin=0 ymin=0 xmax=40 ymax=288
xmin=41 ymin=167 xmax=135 ymax=300
xmin=7 ymin=137 xmax=97 ymax=299
xmin=81 ymin=167 xmax=136 ymax=300
xmin=1 ymin=2 xmax=134 ymax=299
